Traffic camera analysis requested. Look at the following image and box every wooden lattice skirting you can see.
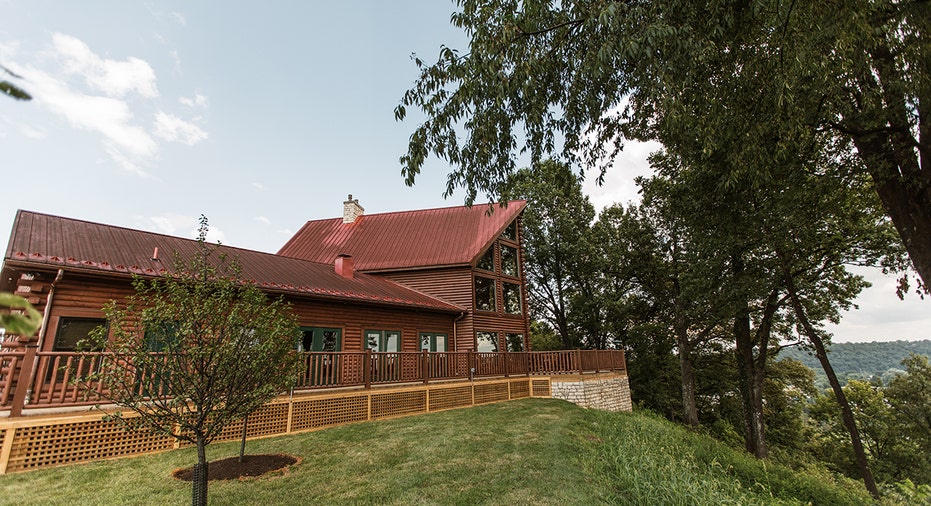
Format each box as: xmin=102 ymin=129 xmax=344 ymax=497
xmin=0 ymin=377 xmax=552 ymax=474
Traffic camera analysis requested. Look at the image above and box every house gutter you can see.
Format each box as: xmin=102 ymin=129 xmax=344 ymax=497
xmin=25 ymin=268 xmax=64 ymax=405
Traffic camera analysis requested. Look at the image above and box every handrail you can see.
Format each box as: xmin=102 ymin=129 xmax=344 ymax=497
xmin=0 ymin=348 xmax=626 ymax=415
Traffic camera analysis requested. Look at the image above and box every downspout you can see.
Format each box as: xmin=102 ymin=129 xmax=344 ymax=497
xmin=24 ymin=268 xmax=64 ymax=405
xmin=453 ymin=311 xmax=466 ymax=352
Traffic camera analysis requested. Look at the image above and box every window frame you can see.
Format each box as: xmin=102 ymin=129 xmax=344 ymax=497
xmin=53 ymin=316 xmax=108 ymax=352
xmin=502 ymin=282 xmax=522 ymax=315
xmin=365 ymin=329 xmax=401 ymax=352
xmin=473 ymin=275 xmax=497 ymax=312
xmin=475 ymin=331 xmax=499 ymax=353
xmin=500 ymin=243 xmax=519 ymax=278
xmin=419 ymin=332 xmax=448 ymax=352
xmin=506 ymin=333 xmax=525 ymax=352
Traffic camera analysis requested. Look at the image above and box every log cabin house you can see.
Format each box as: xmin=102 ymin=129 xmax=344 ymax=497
xmin=0 ymin=198 xmax=629 ymax=473
xmin=1 ymin=197 xmax=530 ymax=358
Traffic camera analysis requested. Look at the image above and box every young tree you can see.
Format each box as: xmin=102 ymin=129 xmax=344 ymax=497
xmin=84 ymin=217 xmax=301 ymax=506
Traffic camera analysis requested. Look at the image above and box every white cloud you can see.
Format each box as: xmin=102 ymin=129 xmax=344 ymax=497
xmin=179 ymin=93 xmax=208 ymax=108
xmin=277 ymin=228 xmax=293 ymax=236
xmin=582 ymin=139 xmax=662 ymax=212
xmin=18 ymin=124 xmax=46 ymax=139
xmin=52 ymin=33 xmax=158 ymax=98
xmin=171 ymin=12 xmax=187 ymax=26
xmin=255 ymin=216 xmax=271 ymax=225
xmin=25 ymin=66 xmax=157 ymax=165
xmin=153 ymin=111 xmax=208 ymax=145
xmin=252 ymin=182 xmax=265 ymax=190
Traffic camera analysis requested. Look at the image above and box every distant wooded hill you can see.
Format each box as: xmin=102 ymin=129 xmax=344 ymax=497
xmin=779 ymin=340 xmax=931 ymax=383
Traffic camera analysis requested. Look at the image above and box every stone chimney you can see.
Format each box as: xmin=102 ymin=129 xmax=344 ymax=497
xmin=343 ymin=194 xmax=364 ymax=224
xmin=335 ymin=254 xmax=354 ymax=278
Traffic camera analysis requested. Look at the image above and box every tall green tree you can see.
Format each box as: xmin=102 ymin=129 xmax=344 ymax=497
xmin=397 ymin=0 xmax=931 ymax=292
xmin=504 ymin=159 xmax=595 ymax=348
xmin=84 ymin=217 xmax=301 ymax=506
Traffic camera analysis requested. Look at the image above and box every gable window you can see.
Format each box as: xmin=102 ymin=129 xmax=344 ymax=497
xmin=503 ymin=221 xmax=517 ymax=241
xmin=477 ymin=247 xmax=495 ymax=272
xmin=366 ymin=330 xmax=400 ymax=352
xmin=502 ymin=282 xmax=522 ymax=314
xmin=54 ymin=317 xmax=107 ymax=351
xmin=474 ymin=276 xmax=496 ymax=312
xmin=420 ymin=333 xmax=447 ymax=352
xmin=506 ymin=333 xmax=524 ymax=352
xmin=476 ymin=331 xmax=499 ymax=352
xmin=500 ymin=244 xmax=519 ymax=277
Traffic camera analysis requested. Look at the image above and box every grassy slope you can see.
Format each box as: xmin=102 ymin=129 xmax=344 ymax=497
xmin=0 ymin=399 xmax=872 ymax=505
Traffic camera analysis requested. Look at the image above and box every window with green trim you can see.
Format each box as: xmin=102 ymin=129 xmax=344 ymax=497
xmin=506 ymin=333 xmax=524 ymax=352
xmin=477 ymin=247 xmax=495 ymax=272
xmin=298 ymin=327 xmax=341 ymax=352
xmin=474 ymin=276 xmax=496 ymax=311
xmin=500 ymin=244 xmax=519 ymax=277
xmin=476 ymin=331 xmax=499 ymax=352
xmin=144 ymin=321 xmax=179 ymax=352
xmin=503 ymin=282 xmax=522 ymax=314
xmin=419 ymin=333 xmax=447 ymax=352
xmin=366 ymin=330 xmax=400 ymax=352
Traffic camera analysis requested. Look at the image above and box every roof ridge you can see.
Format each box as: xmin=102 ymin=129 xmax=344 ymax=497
xmin=303 ymin=200 xmax=527 ymax=224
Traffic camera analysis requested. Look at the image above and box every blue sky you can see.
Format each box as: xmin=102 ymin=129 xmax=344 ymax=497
xmin=1 ymin=1 xmax=926 ymax=343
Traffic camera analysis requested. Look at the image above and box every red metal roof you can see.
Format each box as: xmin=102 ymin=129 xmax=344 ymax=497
xmin=3 ymin=210 xmax=463 ymax=313
xmin=277 ymin=201 xmax=526 ymax=271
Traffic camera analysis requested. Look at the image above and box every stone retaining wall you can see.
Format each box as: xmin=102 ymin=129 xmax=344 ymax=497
xmin=550 ymin=372 xmax=632 ymax=412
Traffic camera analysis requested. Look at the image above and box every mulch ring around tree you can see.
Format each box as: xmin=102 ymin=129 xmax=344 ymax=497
xmin=172 ymin=454 xmax=301 ymax=481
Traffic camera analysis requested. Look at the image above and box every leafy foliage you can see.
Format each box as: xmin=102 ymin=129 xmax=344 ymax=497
xmin=82 ymin=217 xmax=301 ymax=506
xmin=0 ymin=292 xmax=43 ymax=337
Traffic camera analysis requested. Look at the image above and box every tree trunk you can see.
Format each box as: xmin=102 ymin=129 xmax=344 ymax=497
xmin=239 ymin=414 xmax=248 ymax=463
xmin=779 ymin=262 xmax=881 ymax=499
xmin=675 ymin=317 xmax=699 ymax=427
xmin=734 ymin=308 xmax=767 ymax=459
xmin=193 ymin=434 xmax=209 ymax=506
xmin=847 ymin=37 xmax=931 ymax=290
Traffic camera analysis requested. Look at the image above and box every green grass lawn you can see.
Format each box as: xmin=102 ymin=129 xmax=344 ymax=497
xmin=0 ymin=398 xmax=874 ymax=505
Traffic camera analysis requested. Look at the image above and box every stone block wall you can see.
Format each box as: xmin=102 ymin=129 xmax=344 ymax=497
xmin=550 ymin=372 xmax=632 ymax=412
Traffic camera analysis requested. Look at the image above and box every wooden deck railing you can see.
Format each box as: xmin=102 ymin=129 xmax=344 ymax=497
xmin=0 ymin=347 xmax=626 ymax=417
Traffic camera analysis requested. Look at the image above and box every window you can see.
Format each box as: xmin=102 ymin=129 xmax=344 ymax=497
xmin=500 ymin=244 xmax=519 ymax=277
xmin=54 ymin=317 xmax=107 ymax=351
xmin=474 ymin=276 xmax=496 ymax=312
xmin=503 ymin=221 xmax=517 ymax=240
xmin=502 ymin=282 xmax=522 ymax=314
xmin=144 ymin=321 xmax=179 ymax=352
xmin=298 ymin=327 xmax=341 ymax=352
xmin=476 ymin=331 xmax=499 ymax=352
xmin=506 ymin=333 xmax=524 ymax=352
xmin=477 ymin=247 xmax=495 ymax=272
xmin=419 ymin=333 xmax=447 ymax=352
xmin=366 ymin=330 xmax=400 ymax=352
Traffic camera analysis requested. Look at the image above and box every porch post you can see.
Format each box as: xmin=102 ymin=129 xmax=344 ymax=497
xmin=363 ymin=348 xmax=372 ymax=389
xmin=422 ymin=350 xmax=429 ymax=385
xmin=10 ymin=344 xmax=38 ymax=417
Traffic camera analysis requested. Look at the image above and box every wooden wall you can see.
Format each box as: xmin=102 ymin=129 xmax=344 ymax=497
xmin=19 ymin=268 xmax=456 ymax=353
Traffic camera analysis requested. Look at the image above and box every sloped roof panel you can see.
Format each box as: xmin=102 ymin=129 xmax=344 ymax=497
xmin=277 ymin=201 xmax=526 ymax=271
xmin=4 ymin=211 xmax=463 ymax=313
